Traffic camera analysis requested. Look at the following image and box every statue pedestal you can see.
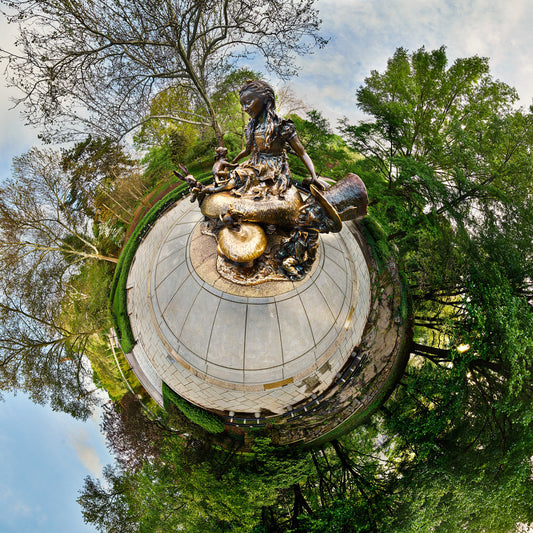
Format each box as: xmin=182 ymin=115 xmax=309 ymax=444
xmin=126 ymin=199 xmax=370 ymax=415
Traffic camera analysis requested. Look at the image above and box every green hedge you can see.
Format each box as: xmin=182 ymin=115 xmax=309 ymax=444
xmin=359 ymin=215 xmax=391 ymax=270
xmin=162 ymin=382 xmax=225 ymax=434
xmin=110 ymin=172 xmax=211 ymax=353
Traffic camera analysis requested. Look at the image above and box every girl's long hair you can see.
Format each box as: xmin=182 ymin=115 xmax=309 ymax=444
xmin=239 ymin=80 xmax=282 ymax=149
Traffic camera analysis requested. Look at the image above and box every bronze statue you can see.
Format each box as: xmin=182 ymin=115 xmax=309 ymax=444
xmin=176 ymin=80 xmax=368 ymax=282
xmin=212 ymin=146 xmax=238 ymax=186
xmin=230 ymin=79 xmax=322 ymax=199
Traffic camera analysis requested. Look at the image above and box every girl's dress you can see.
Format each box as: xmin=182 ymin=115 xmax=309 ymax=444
xmin=232 ymin=118 xmax=297 ymax=199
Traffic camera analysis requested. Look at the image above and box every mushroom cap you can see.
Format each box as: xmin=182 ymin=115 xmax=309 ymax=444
xmin=217 ymin=223 xmax=267 ymax=263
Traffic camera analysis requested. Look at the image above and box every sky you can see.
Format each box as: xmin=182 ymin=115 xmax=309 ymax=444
xmin=0 ymin=393 xmax=113 ymax=533
xmin=1 ymin=0 xmax=533 ymax=531
xmin=289 ymin=0 xmax=533 ymax=125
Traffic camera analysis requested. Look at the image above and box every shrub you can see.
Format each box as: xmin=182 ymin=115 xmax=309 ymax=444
xmin=360 ymin=216 xmax=391 ymax=269
xmin=162 ymin=382 xmax=225 ymax=434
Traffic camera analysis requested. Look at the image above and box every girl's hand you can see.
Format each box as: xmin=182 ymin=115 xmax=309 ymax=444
xmin=302 ymin=176 xmax=325 ymax=190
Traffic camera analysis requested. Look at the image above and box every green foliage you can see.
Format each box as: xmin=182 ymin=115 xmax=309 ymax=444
xmin=288 ymin=111 xmax=359 ymax=179
xmin=141 ymin=144 xmax=177 ymax=184
xmin=79 ymin=431 xmax=314 ymax=532
xmin=56 ymin=253 xmax=151 ymax=403
xmin=111 ymin=247 xmax=136 ymax=354
xmin=162 ymin=382 xmax=225 ymax=434
xmin=137 ymin=68 xmax=258 ymax=186
xmin=210 ymin=68 xmax=260 ymax=149
xmin=0 ymin=146 xmax=130 ymax=419
xmin=62 ymin=136 xmax=138 ymax=215
xmin=134 ymin=85 xmax=200 ymax=149
xmin=343 ymin=46 xmax=532 ymax=234
xmin=358 ymin=215 xmax=391 ymax=270
xmin=141 ymin=132 xmax=216 ymax=184
xmin=82 ymin=47 xmax=533 ymax=533
xmin=185 ymin=135 xmax=218 ymax=161
xmin=60 ymin=260 xmax=113 ymax=330
xmin=296 ymin=498 xmax=373 ymax=533
xmin=61 ymin=137 xmax=145 ymax=239
xmin=88 ymin=336 xmax=129 ymax=401
xmin=78 ymin=465 xmax=137 ymax=533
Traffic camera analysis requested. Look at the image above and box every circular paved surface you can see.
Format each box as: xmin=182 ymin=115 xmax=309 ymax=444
xmin=127 ymin=198 xmax=371 ymax=414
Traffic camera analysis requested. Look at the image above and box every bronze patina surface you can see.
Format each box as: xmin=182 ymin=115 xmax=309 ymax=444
xmin=176 ymin=80 xmax=368 ymax=281
xmin=217 ymin=223 xmax=267 ymax=263
xmin=201 ymin=186 xmax=304 ymax=227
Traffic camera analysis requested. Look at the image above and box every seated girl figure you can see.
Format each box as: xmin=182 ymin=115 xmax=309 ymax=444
xmin=228 ymin=80 xmax=322 ymax=199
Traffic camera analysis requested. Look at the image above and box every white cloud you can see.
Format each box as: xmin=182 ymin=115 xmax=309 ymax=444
xmin=67 ymin=429 xmax=104 ymax=478
xmin=284 ymin=0 xmax=533 ymax=125
xmin=10 ymin=499 xmax=32 ymax=517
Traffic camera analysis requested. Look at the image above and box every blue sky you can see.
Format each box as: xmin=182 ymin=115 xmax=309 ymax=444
xmin=1 ymin=0 xmax=533 ymax=531
xmin=0 ymin=393 xmax=112 ymax=532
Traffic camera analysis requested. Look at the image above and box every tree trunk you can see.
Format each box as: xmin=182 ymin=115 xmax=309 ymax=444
xmin=291 ymin=483 xmax=312 ymax=530
xmin=411 ymin=341 xmax=451 ymax=360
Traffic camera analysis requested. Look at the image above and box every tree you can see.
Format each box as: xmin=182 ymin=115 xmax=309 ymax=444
xmin=1 ymin=0 xmax=326 ymax=145
xmin=79 ymin=433 xmax=315 ymax=532
xmin=133 ymin=85 xmax=202 ymax=151
xmin=135 ymin=67 xmax=260 ymax=179
xmin=276 ymin=84 xmax=308 ymax=117
xmin=342 ymin=46 xmax=533 ymax=234
xmin=290 ymin=110 xmax=355 ymax=178
xmin=342 ymin=46 xmax=533 ymax=531
xmin=101 ymin=393 xmax=166 ymax=471
xmin=61 ymin=136 xmax=143 ymax=225
xmin=0 ymin=262 xmax=102 ymax=419
xmin=0 ymin=148 xmax=120 ymax=266
xmin=0 ymin=142 xmax=135 ymax=417
xmin=78 ymin=465 xmax=138 ymax=533
xmin=209 ymin=68 xmax=261 ymax=151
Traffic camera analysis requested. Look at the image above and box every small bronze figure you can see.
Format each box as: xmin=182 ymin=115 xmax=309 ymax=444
xmin=212 ymin=147 xmax=238 ymax=186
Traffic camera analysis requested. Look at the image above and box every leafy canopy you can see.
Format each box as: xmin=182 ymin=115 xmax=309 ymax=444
xmin=1 ymin=0 xmax=326 ymax=144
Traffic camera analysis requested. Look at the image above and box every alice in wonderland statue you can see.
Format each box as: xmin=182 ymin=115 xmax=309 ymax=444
xmin=175 ymin=80 xmax=368 ymax=282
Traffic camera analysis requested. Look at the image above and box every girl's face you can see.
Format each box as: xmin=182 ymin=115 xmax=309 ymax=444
xmin=240 ymin=90 xmax=264 ymax=119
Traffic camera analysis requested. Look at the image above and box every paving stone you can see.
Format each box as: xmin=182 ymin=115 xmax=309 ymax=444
xmin=244 ymin=366 xmax=285 ymax=384
xmin=207 ymin=298 xmax=246 ymax=371
xmin=161 ymin=274 xmax=201 ymax=338
xmin=276 ymin=295 xmax=316 ymax=362
xmin=313 ymin=268 xmax=347 ymax=322
xmin=179 ymin=286 xmax=221 ymax=359
xmin=244 ymin=303 xmax=283 ymax=369
xmin=298 ymin=281 xmax=337 ymax=343
xmin=154 ymin=259 xmax=189 ymax=311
